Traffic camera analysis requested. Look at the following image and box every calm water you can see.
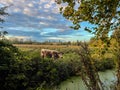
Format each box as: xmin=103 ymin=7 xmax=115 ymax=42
xmin=54 ymin=70 xmax=116 ymax=90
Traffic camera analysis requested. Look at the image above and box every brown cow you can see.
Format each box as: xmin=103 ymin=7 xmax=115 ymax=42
xmin=41 ymin=49 xmax=63 ymax=59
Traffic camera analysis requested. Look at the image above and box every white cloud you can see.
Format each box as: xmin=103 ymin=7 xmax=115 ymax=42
xmin=44 ymin=9 xmax=49 ymax=12
xmin=49 ymin=0 xmax=55 ymax=5
xmin=37 ymin=16 xmax=45 ymax=19
xmin=39 ymin=22 xmax=48 ymax=26
xmin=44 ymin=4 xmax=51 ymax=8
xmin=39 ymin=0 xmax=48 ymax=4
xmin=47 ymin=37 xmax=65 ymax=40
xmin=20 ymin=0 xmax=26 ymax=3
xmin=23 ymin=7 xmax=38 ymax=16
xmin=52 ymin=8 xmax=59 ymax=14
xmin=7 ymin=35 xmax=32 ymax=41
xmin=23 ymin=8 xmax=31 ymax=15
xmin=47 ymin=16 xmax=57 ymax=20
xmin=38 ymin=6 xmax=42 ymax=9
xmin=0 ymin=0 xmax=14 ymax=5
xmin=13 ymin=8 xmax=21 ymax=13
xmin=40 ymin=32 xmax=48 ymax=35
xmin=28 ymin=3 xmax=34 ymax=7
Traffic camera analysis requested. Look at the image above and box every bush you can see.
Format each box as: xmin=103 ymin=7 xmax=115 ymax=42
xmin=0 ymin=40 xmax=27 ymax=90
xmin=94 ymin=58 xmax=115 ymax=71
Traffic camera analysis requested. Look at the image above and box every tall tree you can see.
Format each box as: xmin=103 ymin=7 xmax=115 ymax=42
xmin=56 ymin=0 xmax=120 ymax=89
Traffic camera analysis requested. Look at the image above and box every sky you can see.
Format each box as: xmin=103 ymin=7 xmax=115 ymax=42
xmin=0 ymin=0 xmax=94 ymax=42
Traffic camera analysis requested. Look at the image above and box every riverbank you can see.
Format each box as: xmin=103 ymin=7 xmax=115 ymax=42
xmin=51 ymin=70 xmax=116 ymax=90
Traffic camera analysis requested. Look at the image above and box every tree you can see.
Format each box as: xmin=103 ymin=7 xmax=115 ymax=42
xmin=0 ymin=6 xmax=9 ymax=38
xmin=111 ymin=28 xmax=120 ymax=90
xmin=0 ymin=31 xmax=8 ymax=39
xmin=112 ymin=28 xmax=120 ymax=43
xmin=56 ymin=0 xmax=120 ymax=89
xmin=56 ymin=0 xmax=119 ymax=38
xmin=0 ymin=6 xmax=9 ymax=23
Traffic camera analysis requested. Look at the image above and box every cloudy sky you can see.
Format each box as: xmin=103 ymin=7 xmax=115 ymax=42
xmin=0 ymin=0 xmax=94 ymax=42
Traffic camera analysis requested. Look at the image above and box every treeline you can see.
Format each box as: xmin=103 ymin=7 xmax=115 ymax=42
xmin=10 ymin=39 xmax=83 ymax=46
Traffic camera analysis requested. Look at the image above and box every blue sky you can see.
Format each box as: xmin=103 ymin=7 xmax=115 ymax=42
xmin=0 ymin=0 xmax=94 ymax=42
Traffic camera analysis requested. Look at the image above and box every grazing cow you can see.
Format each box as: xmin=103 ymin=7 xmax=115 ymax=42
xmin=41 ymin=49 xmax=63 ymax=59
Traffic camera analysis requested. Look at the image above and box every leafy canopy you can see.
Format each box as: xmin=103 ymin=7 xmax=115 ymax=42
xmin=56 ymin=0 xmax=120 ymax=39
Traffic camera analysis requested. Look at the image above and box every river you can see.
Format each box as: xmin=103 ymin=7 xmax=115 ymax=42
xmin=53 ymin=70 xmax=116 ymax=90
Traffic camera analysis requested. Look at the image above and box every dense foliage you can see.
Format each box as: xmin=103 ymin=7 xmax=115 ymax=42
xmin=0 ymin=40 xmax=115 ymax=90
xmin=0 ymin=40 xmax=79 ymax=89
xmin=56 ymin=0 xmax=120 ymax=89
xmin=56 ymin=0 xmax=120 ymax=39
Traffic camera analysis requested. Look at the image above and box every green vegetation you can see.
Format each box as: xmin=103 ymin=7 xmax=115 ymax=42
xmin=0 ymin=2 xmax=119 ymax=90
xmin=56 ymin=0 xmax=120 ymax=89
xmin=0 ymin=39 xmax=116 ymax=90
xmin=0 ymin=40 xmax=80 ymax=90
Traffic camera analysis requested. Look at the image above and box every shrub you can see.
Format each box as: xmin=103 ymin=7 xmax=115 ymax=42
xmin=94 ymin=58 xmax=115 ymax=71
xmin=0 ymin=40 xmax=28 ymax=90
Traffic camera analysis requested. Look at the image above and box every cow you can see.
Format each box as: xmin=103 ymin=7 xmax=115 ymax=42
xmin=41 ymin=49 xmax=63 ymax=59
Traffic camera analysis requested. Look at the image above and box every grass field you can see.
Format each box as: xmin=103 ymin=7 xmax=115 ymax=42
xmin=14 ymin=44 xmax=114 ymax=60
xmin=13 ymin=44 xmax=80 ymax=50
